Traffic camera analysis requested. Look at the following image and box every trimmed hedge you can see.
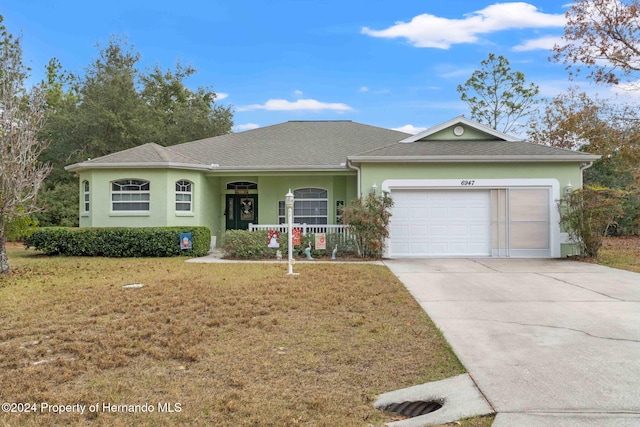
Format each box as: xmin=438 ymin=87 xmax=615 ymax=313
xmin=24 ymin=226 xmax=211 ymax=257
xmin=222 ymin=229 xmax=356 ymax=259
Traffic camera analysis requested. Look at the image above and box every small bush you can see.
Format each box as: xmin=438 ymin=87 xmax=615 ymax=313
xmin=24 ymin=226 xmax=211 ymax=257
xmin=558 ymin=186 xmax=625 ymax=258
xmin=222 ymin=230 xmax=272 ymax=259
xmin=341 ymin=190 xmax=394 ymax=258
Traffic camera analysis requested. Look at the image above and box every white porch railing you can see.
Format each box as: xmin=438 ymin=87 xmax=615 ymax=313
xmin=248 ymin=223 xmax=353 ymax=240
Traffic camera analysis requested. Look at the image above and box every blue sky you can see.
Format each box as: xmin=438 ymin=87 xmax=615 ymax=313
xmin=1 ymin=1 xmax=603 ymax=134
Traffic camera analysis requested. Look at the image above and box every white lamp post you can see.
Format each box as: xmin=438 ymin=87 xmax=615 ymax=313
xmin=285 ymin=189 xmax=295 ymax=275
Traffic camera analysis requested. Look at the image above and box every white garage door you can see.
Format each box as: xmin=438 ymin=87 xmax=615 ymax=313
xmin=390 ymin=190 xmax=491 ymax=257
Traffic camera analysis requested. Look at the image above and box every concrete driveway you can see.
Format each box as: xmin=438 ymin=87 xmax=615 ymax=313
xmin=384 ymin=258 xmax=640 ymax=426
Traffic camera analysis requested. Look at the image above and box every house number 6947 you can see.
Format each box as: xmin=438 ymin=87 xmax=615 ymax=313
xmin=460 ymin=180 xmax=475 ymax=186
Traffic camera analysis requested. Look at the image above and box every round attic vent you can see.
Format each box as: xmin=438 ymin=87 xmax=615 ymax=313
xmin=453 ymin=125 xmax=464 ymax=136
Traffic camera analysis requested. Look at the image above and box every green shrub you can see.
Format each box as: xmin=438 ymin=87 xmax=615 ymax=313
xmin=609 ymin=189 xmax=640 ymax=236
xmin=6 ymin=216 xmax=39 ymax=242
xmin=222 ymin=230 xmax=273 ymax=259
xmin=221 ymin=229 xmax=357 ymax=259
xmin=558 ymin=186 xmax=625 ymax=258
xmin=24 ymin=226 xmax=211 ymax=257
xmin=341 ymin=190 xmax=394 ymax=258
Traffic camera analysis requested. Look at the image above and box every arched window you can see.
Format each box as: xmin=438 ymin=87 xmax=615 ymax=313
xmin=278 ymin=188 xmax=328 ymax=224
xmin=226 ymin=181 xmax=257 ymax=190
xmin=175 ymin=180 xmax=193 ymax=212
xmin=111 ymin=179 xmax=150 ymax=211
xmin=82 ymin=180 xmax=90 ymax=213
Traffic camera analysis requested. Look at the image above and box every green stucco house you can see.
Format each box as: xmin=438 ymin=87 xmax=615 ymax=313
xmin=65 ymin=116 xmax=599 ymax=258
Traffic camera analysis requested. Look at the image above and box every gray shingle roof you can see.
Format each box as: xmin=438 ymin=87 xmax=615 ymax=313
xmin=168 ymin=120 xmax=410 ymax=169
xmin=74 ymin=142 xmax=202 ymax=166
xmin=349 ymin=139 xmax=601 ymax=161
xmin=65 ymin=119 xmax=600 ymax=172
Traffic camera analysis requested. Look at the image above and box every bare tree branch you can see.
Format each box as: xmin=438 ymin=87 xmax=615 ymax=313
xmin=0 ymin=16 xmax=51 ymax=274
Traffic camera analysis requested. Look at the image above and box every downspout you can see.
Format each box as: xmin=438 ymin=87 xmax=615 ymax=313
xmin=347 ymin=159 xmax=362 ymax=198
xmin=580 ymin=161 xmax=594 ymax=187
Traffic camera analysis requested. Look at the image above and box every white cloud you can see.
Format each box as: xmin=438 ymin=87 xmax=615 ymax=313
xmin=513 ymin=35 xmax=563 ymax=51
xmin=215 ymin=92 xmax=229 ymax=100
xmin=392 ymin=124 xmax=428 ymax=134
xmin=359 ymin=86 xmax=391 ymax=95
xmin=235 ymin=123 xmax=260 ymax=132
xmin=237 ymin=98 xmax=353 ymax=112
xmin=293 ymin=89 xmax=303 ymax=97
xmin=361 ymin=2 xmax=565 ymax=49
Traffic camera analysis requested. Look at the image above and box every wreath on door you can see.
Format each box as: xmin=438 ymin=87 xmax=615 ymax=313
xmin=240 ymin=198 xmax=254 ymax=220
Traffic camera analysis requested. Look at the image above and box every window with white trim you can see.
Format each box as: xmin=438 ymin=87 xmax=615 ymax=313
xmin=111 ymin=179 xmax=150 ymax=211
xmin=278 ymin=188 xmax=328 ymax=224
xmin=82 ymin=180 xmax=90 ymax=213
xmin=226 ymin=181 xmax=257 ymax=190
xmin=175 ymin=180 xmax=193 ymax=212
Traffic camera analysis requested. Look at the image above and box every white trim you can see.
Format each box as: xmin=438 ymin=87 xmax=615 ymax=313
xmin=65 ymin=162 xmax=212 ymax=172
xmin=381 ymin=179 xmax=561 ymax=258
xmin=111 ymin=179 xmax=151 ymax=212
xmin=109 ymin=212 xmax=150 ymax=217
xmin=278 ymin=187 xmax=329 ymax=225
xmin=175 ymin=179 xmax=193 ymax=213
xmin=82 ymin=180 xmax=90 ymax=213
xmin=348 ymin=154 xmax=600 ymax=163
xmin=66 ymin=162 xmax=351 ymax=173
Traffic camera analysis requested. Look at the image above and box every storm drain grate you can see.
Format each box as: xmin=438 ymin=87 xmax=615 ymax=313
xmin=384 ymin=400 xmax=443 ymax=418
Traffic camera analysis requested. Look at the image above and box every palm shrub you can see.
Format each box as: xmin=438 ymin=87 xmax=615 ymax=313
xmin=341 ymin=190 xmax=393 ymax=258
xmin=558 ymin=185 xmax=625 ymax=257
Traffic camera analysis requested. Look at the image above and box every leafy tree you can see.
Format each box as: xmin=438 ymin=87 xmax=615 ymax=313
xmin=527 ymin=88 xmax=640 ymax=168
xmin=33 ymin=183 xmax=80 ymax=227
xmin=36 ymin=36 xmax=234 ymax=227
xmin=72 ymin=36 xmax=152 ymax=160
xmin=457 ymin=53 xmax=540 ymax=134
xmin=553 ymin=0 xmax=640 ymax=86
xmin=0 ymin=17 xmax=51 ymax=273
xmin=141 ymin=63 xmax=233 ymax=146
xmin=559 ymin=186 xmax=626 ymax=257
xmin=528 ymin=88 xmax=640 ymax=235
xmin=526 ymin=88 xmax=603 ymax=151
xmin=38 ymin=58 xmax=81 ymax=191
xmin=6 ymin=215 xmax=38 ymax=242
xmin=341 ymin=190 xmax=393 ymax=259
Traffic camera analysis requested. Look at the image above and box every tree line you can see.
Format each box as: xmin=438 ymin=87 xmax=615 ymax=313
xmin=36 ymin=36 xmax=233 ymax=228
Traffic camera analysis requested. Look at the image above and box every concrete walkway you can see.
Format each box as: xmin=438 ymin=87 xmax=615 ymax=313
xmin=383 ymin=258 xmax=640 ymax=426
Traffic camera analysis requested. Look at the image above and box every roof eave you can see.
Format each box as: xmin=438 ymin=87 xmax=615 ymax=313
xmin=207 ymin=165 xmax=349 ymax=172
xmin=348 ymin=154 xmax=602 ymax=163
xmin=65 ymin=162 xmax=351 ymax=173
xmin=64 ymin=162 xmax=210 ymax=172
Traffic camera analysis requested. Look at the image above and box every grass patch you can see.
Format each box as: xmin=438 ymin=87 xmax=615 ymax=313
xmin=592 ymin=236 xmax=640 ymax=273
xmin=0 ymin=247 xmax=478 ymax=426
